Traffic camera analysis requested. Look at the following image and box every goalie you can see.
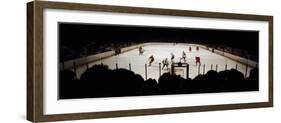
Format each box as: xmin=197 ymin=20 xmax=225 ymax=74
xmin=162 ymin=58 xmax=169 ymax=70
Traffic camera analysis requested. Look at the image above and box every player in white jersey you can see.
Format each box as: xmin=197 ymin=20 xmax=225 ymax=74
xmin=148 ymin=55 xmax=155 ymax=66
xmin=170 ymin=53 xmax=175 ymax=63
xmin=180 ymin=51 xmax=187 ymax=63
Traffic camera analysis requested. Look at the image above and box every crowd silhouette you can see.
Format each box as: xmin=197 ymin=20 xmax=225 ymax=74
xmin=59 ymin=64 xmax=258 ymax=99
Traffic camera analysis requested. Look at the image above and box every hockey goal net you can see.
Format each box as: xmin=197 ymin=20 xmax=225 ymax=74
xmin=171 ymin=62 xmax=189 ymax=79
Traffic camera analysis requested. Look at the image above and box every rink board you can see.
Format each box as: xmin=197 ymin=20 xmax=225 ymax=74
xmin=69 ymin=43 xmax=255 ymax=80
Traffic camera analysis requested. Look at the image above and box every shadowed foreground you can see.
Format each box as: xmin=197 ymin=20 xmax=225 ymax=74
xmin=59 ymin=64 xmax=258 ymax=99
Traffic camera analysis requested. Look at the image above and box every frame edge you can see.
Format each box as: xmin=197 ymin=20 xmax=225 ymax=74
xmin=268 ymin=16 xmax=274 ymax=107
xmin=27 ymin=1 xmax=35 ymax=122
xmin=38 ymin=102 xmax=272 ymax=122
xmin=37 ymin=1 xmax=272 ymax=21
xmin=28 ymin=1 xmax=274 ymax=122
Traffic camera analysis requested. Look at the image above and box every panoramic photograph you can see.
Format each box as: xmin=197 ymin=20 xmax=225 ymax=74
xmin=58 ymin=22 xmax=259 ymax=99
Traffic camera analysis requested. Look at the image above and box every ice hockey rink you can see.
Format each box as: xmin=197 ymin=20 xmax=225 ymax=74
xmin=72 ymin=43 xmax=253 ymax=80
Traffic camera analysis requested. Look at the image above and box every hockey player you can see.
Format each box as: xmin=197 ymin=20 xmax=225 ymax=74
xmin=170 ymin=53 xmax=175 ymax=63
xmin=139 ymin=46 xmax=144 ymax=55
xmin=180 ymin=51 xmax=187 ymax=63
xmin=196 ymin=46 xmax=199 ymax=52
xmin=189 ymin=46 xmax=192 ymax=52
xmin=195 ymin=56 xmax=201 ymax=65
xmin=162 ymin=58 xmax=169 ymax=70
xmin=148 ymin=55 xmax=155 ymax=66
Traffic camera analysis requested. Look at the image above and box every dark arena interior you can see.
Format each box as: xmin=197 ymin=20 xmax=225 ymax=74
xmin=59 ymin=23 xmax=259 ymax=99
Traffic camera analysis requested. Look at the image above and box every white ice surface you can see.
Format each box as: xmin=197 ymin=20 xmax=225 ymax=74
xmin=72 ymin=43 xmax=252 ymax=80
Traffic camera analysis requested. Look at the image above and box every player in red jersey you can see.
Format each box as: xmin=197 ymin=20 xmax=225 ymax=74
xmin=189 ymin=46 xmax=192 ymax=52
xmin=195 ymin=56 xmax=201 ymax=65
xmin=196 ymin=46 xmax=199 ymax=52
